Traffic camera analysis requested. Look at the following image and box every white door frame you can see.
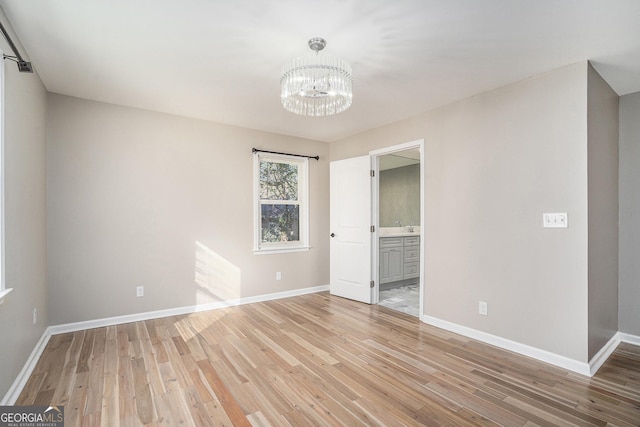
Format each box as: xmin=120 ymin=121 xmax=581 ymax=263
xmin=370 ymin=139 xmax=425 ymax=318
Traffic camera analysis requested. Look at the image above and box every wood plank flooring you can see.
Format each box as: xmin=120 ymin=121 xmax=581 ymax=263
xmin=17 ymin=292 xmax=640 ymax=426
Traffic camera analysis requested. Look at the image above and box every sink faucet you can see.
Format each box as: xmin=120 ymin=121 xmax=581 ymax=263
xmin=407 ymin=223 xmax=414 ymax=233
xmin=394 ymin=220 xmax=402 ymax=227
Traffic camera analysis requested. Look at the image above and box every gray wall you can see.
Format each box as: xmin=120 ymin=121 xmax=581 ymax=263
xmin=332 ymin=62 xmax=592 ymax=361
xmin=0 ymin=10 xmax=48 ymax=399
xmin=619 ymin=91 xmax=640 ymax=336
xmin=47 ymin=94 xmax=330 ymax=325
xmin=587 ymin=65 xmax=619 ymax=359
xmin=379 ymin=164 xmax=420 ymax=227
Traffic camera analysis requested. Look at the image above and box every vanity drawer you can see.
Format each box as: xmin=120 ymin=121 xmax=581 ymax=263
xmin=404 ymin=236 xmax=420 ymax=246
xmin=380 ymin=237 xmax=403 ymax=248
xmin=404 ymin=262 xmax=419 ymax=279
xmin=404 ymin=246 xmax=419 ymax=262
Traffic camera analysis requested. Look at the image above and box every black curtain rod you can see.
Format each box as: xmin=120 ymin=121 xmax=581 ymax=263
xmin=252 ymin=148 xmax=319 ymax=161
xmin=0 ymin=20 xmax=32 ymax=72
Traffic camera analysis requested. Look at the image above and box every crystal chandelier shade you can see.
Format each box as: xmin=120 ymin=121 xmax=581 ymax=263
xmin=281 ymin=38 xmax=353 ymax=117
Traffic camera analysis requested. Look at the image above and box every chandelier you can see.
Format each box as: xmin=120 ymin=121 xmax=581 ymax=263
xmin=280 ymin=38 xmax=353 ymax=117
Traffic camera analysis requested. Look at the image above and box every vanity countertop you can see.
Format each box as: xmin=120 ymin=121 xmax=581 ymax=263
xmin=378 ymin=227 xmax=421 ymax=237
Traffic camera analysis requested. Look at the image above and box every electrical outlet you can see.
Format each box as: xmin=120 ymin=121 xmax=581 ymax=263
xmin=276 ymin=272 xmax=282 ymax=281
xmin=136 ymin=286 xmax=144 ymax=297
xmin=479 ymin=301 xmax=488 ymax=316
xmin=33 ymin=308 xmax=37 ymax=325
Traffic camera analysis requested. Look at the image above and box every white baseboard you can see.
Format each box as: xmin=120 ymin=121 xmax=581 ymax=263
xmin=421 ymin=314 xmax=592 ymax=376
xmin=0 ymin=330 xmax=51 ymax=405
xmin=48 ymin=285 xmax=329 ymax=335
xmin=421 ymin=316 xmax=640 ymax=377
xmin=2 ymin=284 xmax=329 ymax=404
xmin=588 ymin=334 xmax=621 ymax=376
xmin=618 ymin=331 xmax=640 ymax=346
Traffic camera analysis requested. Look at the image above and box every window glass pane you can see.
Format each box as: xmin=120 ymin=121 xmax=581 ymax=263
xmin=261 ymin=204 xmax=300 ymax=243
xmin=259 ymin=161 xmax=298 ymax=201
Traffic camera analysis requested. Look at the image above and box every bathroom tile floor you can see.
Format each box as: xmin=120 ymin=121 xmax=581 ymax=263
xmin=378 ymin=283 xmax=420 ymax=317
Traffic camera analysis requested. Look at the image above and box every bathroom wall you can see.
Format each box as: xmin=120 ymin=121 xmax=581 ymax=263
xmin=379 ymin=163 xmax=420 ymax=227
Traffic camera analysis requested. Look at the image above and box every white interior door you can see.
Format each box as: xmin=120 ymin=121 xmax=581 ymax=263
xmin=330 ymin=156 xmax=372 ymax=303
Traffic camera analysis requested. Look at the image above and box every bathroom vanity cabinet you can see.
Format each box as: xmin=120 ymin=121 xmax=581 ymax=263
xmin=379 ymin=235 xmax=420 ymax=284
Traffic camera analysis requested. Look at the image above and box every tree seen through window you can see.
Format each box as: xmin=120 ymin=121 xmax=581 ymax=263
xmin=259 ymin=160 xmax=300 ymax=243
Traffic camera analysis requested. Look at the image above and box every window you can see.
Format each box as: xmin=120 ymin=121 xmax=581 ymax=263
xmin=254 ymin=152 xmax=309 ymax=253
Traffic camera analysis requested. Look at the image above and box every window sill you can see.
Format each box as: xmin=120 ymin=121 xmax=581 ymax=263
xmin=254 ymin=246 xmax=310 ymax=255
xmin=0 ymin=288 xmax=13 ymax=305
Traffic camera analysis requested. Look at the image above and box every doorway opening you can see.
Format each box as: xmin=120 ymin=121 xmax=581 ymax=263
xmin=371 ymin=140 xmax=424 ymax=318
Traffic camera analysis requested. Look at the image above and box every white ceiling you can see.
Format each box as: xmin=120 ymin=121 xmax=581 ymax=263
xmin=1 ymin=0 xmax=639 ymax=142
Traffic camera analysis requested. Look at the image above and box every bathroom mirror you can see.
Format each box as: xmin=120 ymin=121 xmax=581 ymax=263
xmin=378 ymin=149 xmax=421 ymax=228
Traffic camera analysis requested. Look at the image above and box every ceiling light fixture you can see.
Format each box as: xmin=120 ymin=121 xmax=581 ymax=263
xmin=281 ymin=37 xmax=352 ymax=117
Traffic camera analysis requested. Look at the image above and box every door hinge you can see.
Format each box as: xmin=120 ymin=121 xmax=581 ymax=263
xmin=370 ymin=169 xmax=375 ymax=177
xmin=370 ymin=280 xmax=375 ymax=288
xmin=370 ymin=225 xmax=375 ymax=232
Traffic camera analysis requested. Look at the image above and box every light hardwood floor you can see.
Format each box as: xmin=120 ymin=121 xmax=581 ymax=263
xmin=17 ymin=292 xmax=640 ymax=426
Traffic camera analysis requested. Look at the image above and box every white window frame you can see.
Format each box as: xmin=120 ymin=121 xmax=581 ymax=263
xmin=0 ymin=50 xmax=10 ymax=304
xmin=253 ymin=152 xmax=310 ymax=254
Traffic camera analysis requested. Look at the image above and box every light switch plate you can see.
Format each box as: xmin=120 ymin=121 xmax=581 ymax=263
xmin=543 ymin=213 xmax=568 ymax=228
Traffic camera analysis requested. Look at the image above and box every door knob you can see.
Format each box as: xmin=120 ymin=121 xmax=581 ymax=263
xmin=330 ymin=233 xmax=335 ymax=237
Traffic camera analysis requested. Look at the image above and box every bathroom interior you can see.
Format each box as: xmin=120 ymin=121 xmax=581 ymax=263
xmin=377 ymin=149 xmax=421 ymax=317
